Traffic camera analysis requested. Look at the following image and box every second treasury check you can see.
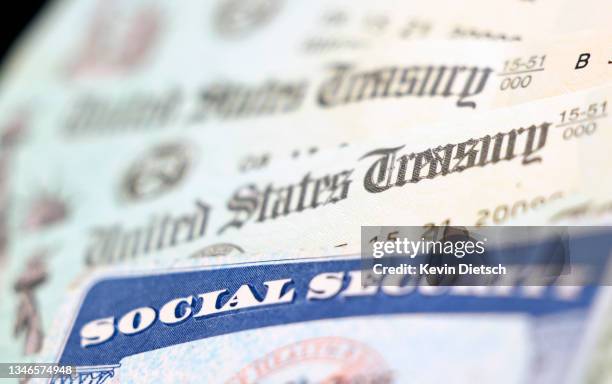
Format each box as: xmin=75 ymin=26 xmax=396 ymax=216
xmin=7 ymin=84 xmax=611 ymax=263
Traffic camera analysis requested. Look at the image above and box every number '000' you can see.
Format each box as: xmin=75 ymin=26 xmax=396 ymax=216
xmin=563 ymin=122 xmax=597 ymax=140
xmin=500 ymin=75 xmax=532 ymax=90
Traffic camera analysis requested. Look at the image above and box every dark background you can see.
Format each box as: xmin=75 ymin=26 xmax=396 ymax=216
xmin=1 ymin=1 xmax=48 ymax=65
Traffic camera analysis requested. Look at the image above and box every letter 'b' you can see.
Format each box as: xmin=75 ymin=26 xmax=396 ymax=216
xmin=575 ymin=53 xmax=590 ymax=69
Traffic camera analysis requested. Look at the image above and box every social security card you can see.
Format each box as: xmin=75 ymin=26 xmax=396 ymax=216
xmin=37 ymin=228 xmax=612 ymax=383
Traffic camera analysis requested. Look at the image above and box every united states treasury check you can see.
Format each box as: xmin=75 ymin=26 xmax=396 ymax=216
xmin=6 ymin=31 xmax=612 ymax=149
xmin=9 ymin=85 xmax=611 ymax=262
xmin=3 ymin=86 xmax=612 ymax=373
